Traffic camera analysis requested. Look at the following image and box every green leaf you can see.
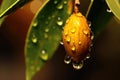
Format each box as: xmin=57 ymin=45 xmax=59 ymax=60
xmin=106 ymin=0 xmax=120 ymax=20
xmin=25 ymin=0 xmax=72 ymax=80
xmin=0 ymin=0 xmax=31 ymax=18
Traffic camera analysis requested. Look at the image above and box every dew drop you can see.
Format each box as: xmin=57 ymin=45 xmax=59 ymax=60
xmin=86 ymin=53 xmax=90 ymax=59
xmin=40 ymin=50 xmax=48 ymax=61
xmin=60 ymin=41 xmax=64 ymax=45
xmin=56 ymin=17 xmax=63 ymax=26
xmin=88 ymin=21 xmax=91 ymax=27
xmin=64 ymin=55 xmax=71 ymax=64
xmin=32 ymin=35 xmax=38 ymax=43
xmin=63 ymin=1 xmax=67 ymax=4
xmin=71 ymin=46 xmax=76 ymax=51
xmin=72 ymin=61 xmax=84 ymax=70
xmin=32 ymin=20 xmax=38 ymax=27
xmin=106 ymin=9 xmax=112 ymax=13
xmin=45 ymin=28 xmax=49 ymax=33
xmin=91 ymin=35 xmax=94 ymax=40
xmin=83 ymin=30 xmax=88 ymax=36
xmin=54 ymin=0 xmax=58 ymax=4
xmin=78 ymin=41 xmax=82 ymax=45
xmin=57 ymin=3 xmax=63 ymax=10
xmin=71 ymin=28 xmax=76 ymax=33
xmin=66 ymin=36 xmax=71 ymax=43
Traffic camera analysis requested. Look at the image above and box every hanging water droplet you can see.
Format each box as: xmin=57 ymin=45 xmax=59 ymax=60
xmin=106 ymin=9 xmax=112 ymax=13
xmin=91 ymin=35 xmax=94 ymax=40
xmin=57 ymin=3 xmax=63 ymax=10
xmin=54 ymin=0 xmax=58 ymax=4
xmin=32 ymin=20 xmax=38 ymax=27
xmin=88 ymin=21 xmax=91 ymax=27
xmin=32 ymin=35 xmax=38 ymax=43
xmin=40 ymin=50 xmax=48 ymax=61
xmin=60 ymin=41 xmax=64 ymax=45
xmin=72 ymin=61 xmax=84 ymax=70
xmin=45 ymin=28 xmax=49 ymax=33
xmin=64 ymin=55 xmax=71 ymax=64
xmin=63 ymin=1 xmax=67 ymax=4
xmin=57 ymin=17 xmax=63 ymax=26
xmin=86 ymin=53 xmax=90 ymax=59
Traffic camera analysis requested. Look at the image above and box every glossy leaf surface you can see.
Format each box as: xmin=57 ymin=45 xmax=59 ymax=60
xmin=25 ymin=0 xmax=72 ymax=80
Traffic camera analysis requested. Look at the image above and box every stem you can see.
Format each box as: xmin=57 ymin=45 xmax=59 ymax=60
xmin=74 ymin=0 xmax=80 ymax=13
xmin=85 ymin=0 xmax=94 ymax=18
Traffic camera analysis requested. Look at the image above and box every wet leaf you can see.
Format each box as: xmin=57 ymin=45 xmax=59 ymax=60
xmin=25 ymin=0 xmax=73 ymax=80
xmin=106 ymin=0 xmax=120 ymax=20
xmin=0 ymin=0 xmax=31 ymax=18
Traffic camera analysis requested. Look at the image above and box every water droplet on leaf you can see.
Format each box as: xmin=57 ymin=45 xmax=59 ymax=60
xmin=106 ymin=9 xmax=112 ymax=13
xmin=33 ymin=20 xmax=38 ymax=27
xmin=54 ymin=0 xmax=58 ymax=4
xmin=45 ymin=28 xmax=49 ymax=33
xmin=57 ymin=3 xmax=63 ymax=10
xmin=72 ymin=61 xmax=84 ymax=70
xmin=32 ymin=35 xmax=38 ymax=43
xmin=63 ymin=1 xmax=67 ymax=4
xmin=57 ymin=17 xmax=63 ymax=26
xmin=64 ymin=55 xmax=71 ymax=64
xmin=40 ymin=50 xmax=48 ymax=61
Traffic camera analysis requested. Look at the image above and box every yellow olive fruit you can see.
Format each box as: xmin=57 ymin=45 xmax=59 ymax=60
xmin=62 ymin=12 xmax=92 ymax=62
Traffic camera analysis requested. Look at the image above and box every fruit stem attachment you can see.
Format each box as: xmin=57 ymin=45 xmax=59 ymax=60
xmin=74 ymin=0 xmax=80 ymax=13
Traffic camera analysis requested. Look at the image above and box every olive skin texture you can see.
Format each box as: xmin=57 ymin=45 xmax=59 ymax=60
xmin=62 ymin=12 xmax=92 ymax=62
